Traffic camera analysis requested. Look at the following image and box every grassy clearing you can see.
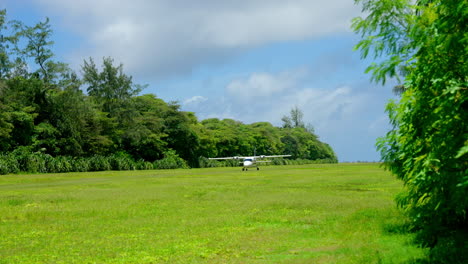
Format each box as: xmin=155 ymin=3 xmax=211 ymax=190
xmin=0 ymin=164 xmax=426 ymax=263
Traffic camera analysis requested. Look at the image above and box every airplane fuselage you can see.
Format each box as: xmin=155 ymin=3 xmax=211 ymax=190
xmin=243 ymin=158 xmax=255 ymax=168
xmin=241 ymin=157 xmax=260 ymax=170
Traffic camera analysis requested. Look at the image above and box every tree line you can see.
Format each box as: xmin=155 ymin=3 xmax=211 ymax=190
xmin=0 ymin=10 xmax=337 ymax=174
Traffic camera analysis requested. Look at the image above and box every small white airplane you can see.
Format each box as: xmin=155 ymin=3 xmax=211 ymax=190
xmin=209 ymin=154 xmax=291 ymax=171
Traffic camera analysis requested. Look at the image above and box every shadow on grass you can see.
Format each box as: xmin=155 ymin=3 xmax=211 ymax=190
xmin=382 ymin=221 xmax=429 ymax=263
xmin=383 ymin=220 xmax=468 ymax=264
xmin=427 ymin=231 xmax=468 ymax=264
xmin=383 ymin=220 xmax=412 ymax=236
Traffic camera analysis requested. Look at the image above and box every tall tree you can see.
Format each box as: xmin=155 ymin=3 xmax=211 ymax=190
xmin=82 ymin=57 xmax=147 ymax=151
xmin=353 ymin=0 xmax=467 ymax=261
xmin=0 ymin=9 xmax=27 ymax=80
xmin=281 ymin=116 xmax=292 ymax=129
xmin=0 ymin=11 xmax=12 ymax=149
xmin=82 ymin=57 xmax=145 ymax=113
xmin=290 ymin=106 xmax=305 ymax=128
xmin=0 ymin=9 xmax=11 ymax=80
xmin=161 ymin=102 xmax=200 ymax=166
xmin=125 ymin=94 xmax=168 ymax=161
xmin=0 ymin=81 xmax=13 ymax=150
xmin=282 ymin=106 xmax=306 ymax=128
xmin=10 ymin=17 xmax=55 ymax=83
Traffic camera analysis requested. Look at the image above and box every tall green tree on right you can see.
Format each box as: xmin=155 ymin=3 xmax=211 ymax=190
xmin=353 ymin=0 xmax=467 ymax=261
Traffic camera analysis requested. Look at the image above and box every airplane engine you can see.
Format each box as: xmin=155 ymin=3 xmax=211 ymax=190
xmin=234 ymin=156 xmax=239 ymax=159
xmin=260 ymin=155 xmax=265 ymax=158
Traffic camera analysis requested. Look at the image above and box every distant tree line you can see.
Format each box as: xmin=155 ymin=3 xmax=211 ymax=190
xmin=0 ymin=10 xmax=337 ymax=174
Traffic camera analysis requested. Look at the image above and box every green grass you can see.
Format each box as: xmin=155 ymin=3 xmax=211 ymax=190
xmin=0 ymin=164 xmax=427 ymax=263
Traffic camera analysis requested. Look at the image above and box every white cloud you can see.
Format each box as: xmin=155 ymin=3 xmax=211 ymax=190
xmin=183 ymin=95 xmax=208 ymax=105
xmin=183 ymin=68 xmax=371 ymax=129
xmin=33 ymin=0 xmax=360 ymax=78
xmin=258 ymin=86 xmax=369 ymax=128
xmin=226 ymin=68 xmax=307 ymax=99
xmin=219 ymin=68 xmax=368 ymax=127
xmin=181 ymin=67 xmax=393 ymax=162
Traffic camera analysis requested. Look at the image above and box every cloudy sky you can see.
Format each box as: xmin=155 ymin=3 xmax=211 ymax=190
xmin=2 ymin=0 xmax=396 ymax=162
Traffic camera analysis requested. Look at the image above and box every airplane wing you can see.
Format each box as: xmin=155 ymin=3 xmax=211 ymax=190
xmin=208 ymin=156 xmax=246 ymax=160
xmin=256 ymin=155 xmax=292 ymax=159
xmin=208 ymin=154 xmax=291 ymax=160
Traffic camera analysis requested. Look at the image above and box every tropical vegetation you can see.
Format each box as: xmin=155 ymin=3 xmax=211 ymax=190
xmin=353 ymin=0 xmax=467 ymax=262
xmin=0 ymin=9 xmax=337 ymax=174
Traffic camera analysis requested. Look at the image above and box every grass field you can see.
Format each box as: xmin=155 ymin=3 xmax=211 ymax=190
xmin=0 ymin=164 xmax=427 ymax=263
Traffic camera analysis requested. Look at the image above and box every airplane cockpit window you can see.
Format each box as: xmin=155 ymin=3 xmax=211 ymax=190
xmin=245 ymin=158 xmax=253 ymax=162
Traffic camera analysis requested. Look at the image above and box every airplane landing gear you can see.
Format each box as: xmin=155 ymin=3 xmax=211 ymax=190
xmin=257 ymin=167 xmax=260 ymax=170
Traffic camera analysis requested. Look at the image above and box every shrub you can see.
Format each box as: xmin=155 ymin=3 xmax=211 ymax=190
xmin=225 ymin=159 xmax=241 ymax=167
xmin=43 ymin=154 xmax=58 ymax=173
xmin=108 ymin=153 xmax=136 ymax=171
xmin=54 ymin=156 xmax=73 ymax=173
xmin=0 ymin=154 xmax=20 ymax=175
xmin=70 ymin=157 xmax=90 ymax=172
xmin=0 ymin=159 xmax=9 ymax=175
xmin=153 ymin=150 xmax=188 ymax=169
xmin=25 ymin=153 xmax=48 ymax=173
xmin=271 ymin=158 xmax=287 ymax=165
xmin=136 ymin=160 xmax=154 ymax=170
xmin=88 ymin=155 xmax=112 ymax=171
xmin=198 ymin=157 xmax=219 ymax=168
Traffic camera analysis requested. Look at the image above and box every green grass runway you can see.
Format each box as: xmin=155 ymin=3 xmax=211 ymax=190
xmin=0 ymin=164 xmax=427 ymax=263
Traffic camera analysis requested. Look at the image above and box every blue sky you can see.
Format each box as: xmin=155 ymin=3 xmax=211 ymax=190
xmin=1 ymin=0 xmax=395 ymax=162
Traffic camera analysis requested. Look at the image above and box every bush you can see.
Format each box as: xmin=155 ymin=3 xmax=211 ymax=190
xmin=136 ymin=160 xmax=154 ymax=170
xmin=270 ymin=157 xmax=336 ymax=166
xmin=0 ymin=149 xmax=338 ymax=175
xmin=88 ymin=155 xmax=112 ymax=171
xmin=0 ymin=149 xmax=186 ymax=174
xmin=43 ymin=154 xmax=57 ymax=173
xmin=54 ymin=156 xmax=73 ymax=173
xmin=108 ymin=153 xmax=136 ymax=171
xmin=198 ymin=157 xmax=219 ymax=168
xmin=271 ymin=158 xmax=287 ymax=165
xmin=70 ymin=157 xmax=90 ymax=172
xmin=0 ymin=159 xmax=9 ymax=175
xmin=43 ymin=155 xmax=72 ymax=173
xmin=25 ymin=153 xmax=47 ymax=173
xmin=225 ymin=159 xmax=241 ymax=167
xmin=0 ymin=154 xmax=20 ymax=175
xmin=153 ymin=150 xmax=189 ymax=169
xmin=198 ymin=156 xmax=245 ymax=168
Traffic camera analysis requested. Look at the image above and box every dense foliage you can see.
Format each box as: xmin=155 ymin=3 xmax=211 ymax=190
xmin=0 ymin=10 xmax=337 ymax=174
xmin=353 ymin=0 xmax=467 ymax=262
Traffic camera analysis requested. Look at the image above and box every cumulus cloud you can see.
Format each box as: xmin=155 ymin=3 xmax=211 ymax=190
xmin=218 ymin=68 xmax=368 ymax=127
xmin=226 ymin=68 xmax=307 ymax=99
xmin=181 ymin=67 xmax=393 ymax=161
xmin=183 ymin=95 xmax=208 ymax=105
xmin=249 ymin=85 xmax=369 ymax=128
xmin=33 ymin=0 xmax=360 ymax=78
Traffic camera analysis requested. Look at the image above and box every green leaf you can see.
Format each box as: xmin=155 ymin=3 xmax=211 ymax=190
xmin=455 ymin=145 xmax=468 ymax=159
